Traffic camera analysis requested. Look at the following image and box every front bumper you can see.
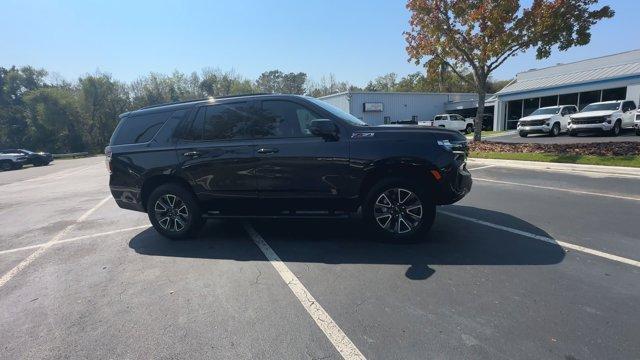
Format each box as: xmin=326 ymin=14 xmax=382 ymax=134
xmin=434 ymin=156 xmax=472 ymax=205
xmin=568 ymin=123 xmax=612 ymax=133
xmin=517 ymin=124 xmax=551 ymax=134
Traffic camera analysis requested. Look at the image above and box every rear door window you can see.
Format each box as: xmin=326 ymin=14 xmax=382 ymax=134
xmin=198 ymin=102 xmax=255 ymax=141
xmin=111 ymin=111 xmax=172 ymax=145
xmin=254 ymin=100 xmax=321 ymax=138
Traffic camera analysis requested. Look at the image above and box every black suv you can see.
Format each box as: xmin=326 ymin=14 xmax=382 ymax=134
xmin=107 ymin=94 xmax=471 ymax=241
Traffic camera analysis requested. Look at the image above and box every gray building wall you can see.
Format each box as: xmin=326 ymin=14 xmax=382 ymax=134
xmin=319 ymin=92 xmax=478 ymax=126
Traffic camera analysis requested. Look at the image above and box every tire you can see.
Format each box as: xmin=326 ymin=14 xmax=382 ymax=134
xmin=610 ymin=120 xmax=621 ymax=136
xmin=549 ymin=123 xmax=560 ymax=137
xmin=569 ymin=131 xmax=577 ymax=137
xmin=0 ymin=161 xmax=12 ymax=171
xmin=362 ymin=178 xmax=436 ymax=243
xmin=464 ymin=124 xmax=473 ymax=134
xmin=147 ymin=183 xmax=203 ymax=239
xmin=519 ymin=132 xmax=528 ymax=138
xmin=11 ymin=162 xmax=23 ymax=170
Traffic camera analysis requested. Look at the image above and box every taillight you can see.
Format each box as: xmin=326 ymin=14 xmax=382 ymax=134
xmin=104 ymin=146 xmax=112 ymax=174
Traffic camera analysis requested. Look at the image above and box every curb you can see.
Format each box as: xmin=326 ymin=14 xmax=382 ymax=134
xmin=467 ymin=158 xmax=640 ymax=178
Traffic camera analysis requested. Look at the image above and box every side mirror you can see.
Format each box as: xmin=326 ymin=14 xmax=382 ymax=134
xmin=309 ymin=119 xmax=339 ymax=140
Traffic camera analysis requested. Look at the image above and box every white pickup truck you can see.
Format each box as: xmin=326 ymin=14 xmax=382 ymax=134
xmin=421 ymin=114 xmax=474 ymax=134
xmin=517 ymin=105 xmax=578 ymax=137
xmin=568 ymin=100 xmax=637 ymax=136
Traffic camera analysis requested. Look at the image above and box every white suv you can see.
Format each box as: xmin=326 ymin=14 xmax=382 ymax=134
xmin=426 ymin=114 xmax=475 ymax=134
xmin=568 ymin=100 xmax=637 ymax=136
xmin=517 ymin=105 xmax=578 ymax=137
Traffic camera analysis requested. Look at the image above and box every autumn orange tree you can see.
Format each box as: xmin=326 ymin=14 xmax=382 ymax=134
xmin=405 ymin=0 xmax=614 ymax=141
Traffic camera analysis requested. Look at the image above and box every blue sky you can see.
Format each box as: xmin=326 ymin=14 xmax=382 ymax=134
xmin=0 ymin=0 xmax=634 ymax=86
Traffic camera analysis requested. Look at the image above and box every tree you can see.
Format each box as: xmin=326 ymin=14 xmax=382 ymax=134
xmin=365 ymin=73 xmax=398 ymax=92
xmin=405 ymin=0 xmax=614 ymax=141
xmin=78 ymin=73 xmax=130 ymax=152
xmin=255 ymin=70 xmax=307 ymax=94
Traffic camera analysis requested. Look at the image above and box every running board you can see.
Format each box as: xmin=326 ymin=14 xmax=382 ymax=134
xmin=202 ymin=210 xmax=352 ymax=219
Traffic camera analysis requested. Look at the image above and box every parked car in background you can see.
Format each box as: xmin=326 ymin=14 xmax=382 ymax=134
xmin=568 ymin=100 xmax=637 ymax=136
xmin=1 ymin=149 xmax=53 ymax=166
xmin=0 ymin=151 xmax=27 ymax=171
xmin=106 ymin=94 xmax=472 ymax=242
xmin=517 ymin=105 xmax=578 ymax=137
xmin=430 ymin=114 xmax=475 ymax=134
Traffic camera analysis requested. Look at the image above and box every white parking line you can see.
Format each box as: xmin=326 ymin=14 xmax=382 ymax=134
xmin=0 ymin=225 xmax=150 ymax=256
xmin=468 ymin=165 xmax=495 ymax=171
xmin=243 ymin=222 xmax=366 ymax=360
xmin=0 ymin=195 xmax=112 ymax=289
xmin=439 ymin=210 xmax=640 ymax=268
xmin=474 ymin=177 xmax=640 ymax=202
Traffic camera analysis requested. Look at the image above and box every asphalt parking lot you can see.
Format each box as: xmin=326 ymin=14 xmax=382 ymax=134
xmin=487 ymin=129 xmax=640 ymax=144
xmin=1 ymin=157 xmax=639 ymax=359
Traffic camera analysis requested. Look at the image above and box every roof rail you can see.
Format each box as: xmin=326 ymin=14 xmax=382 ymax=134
xmin=139 ymin=93 xmax=274 ymax=110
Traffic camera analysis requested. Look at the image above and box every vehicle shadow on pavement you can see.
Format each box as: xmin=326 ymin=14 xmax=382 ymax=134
xmin=128 ymin=205 xmax=565 ymax=280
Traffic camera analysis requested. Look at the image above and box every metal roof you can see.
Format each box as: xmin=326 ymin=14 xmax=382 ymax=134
xmin=497 ymin=49 xmax=640 ymax=95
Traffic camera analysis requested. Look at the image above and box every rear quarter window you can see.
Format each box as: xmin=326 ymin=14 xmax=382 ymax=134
xmin=110 ymin=111 xmax=172 ymax=145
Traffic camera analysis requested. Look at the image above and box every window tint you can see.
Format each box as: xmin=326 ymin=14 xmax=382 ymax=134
xmin=622 ymin=101 xmax=636 ymax=112
xmin=188 ymin=103 xmax=255 ymax=141
xmin=434 ymin=115 xmax=445 ymax=121
xmin=110 ymin=111 xmax=171 ymax=145
xmin=256 ymin=100 xmax=321 ymax=138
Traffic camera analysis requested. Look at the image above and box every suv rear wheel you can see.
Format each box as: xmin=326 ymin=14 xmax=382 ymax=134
xmin=465 ymin=124 xmax=473 ymax=134
xmin=147 ymin=183 xmax=203 ymax=239
xmin=0 ymin=161 xmax=12 ymax=171
xmin=363 ymin=178 xmax=435 ymax=243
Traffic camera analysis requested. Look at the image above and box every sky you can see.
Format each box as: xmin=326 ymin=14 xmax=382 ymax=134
xmin=0 ymin=0 xmax=635 ymax=87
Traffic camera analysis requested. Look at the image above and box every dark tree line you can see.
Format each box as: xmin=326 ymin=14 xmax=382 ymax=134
xmin=0 ymin=66 xmax=509 ymax=153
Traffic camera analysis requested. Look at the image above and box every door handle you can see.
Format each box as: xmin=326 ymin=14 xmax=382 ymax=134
xmin=183 ymin=151 xmax=201 ymax=158
xmin=257 ymin=148 xmax=279 ymax=154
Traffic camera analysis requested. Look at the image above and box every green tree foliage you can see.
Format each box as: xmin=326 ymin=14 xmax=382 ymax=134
xmin=405 ymin=0 xmax=614 ymax=141
xmin=255 ymin=70 xmax=307 ymax=94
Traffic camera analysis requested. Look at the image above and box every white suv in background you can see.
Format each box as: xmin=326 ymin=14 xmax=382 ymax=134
xmin=517 ymin=105 xmax=578 ymax=137
xmin=427 ymin=114 xmax=475 ymax=134
xmin=0 ymin=151 xmax=27 ymax=171
xmin=568 ymin=100 xmax=637 ymax=136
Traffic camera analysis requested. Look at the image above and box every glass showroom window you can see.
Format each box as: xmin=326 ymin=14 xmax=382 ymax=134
xmin=602 ymin=87 xmax=626 ymax=102
xmin=579 ymin=90 xmax=601 ymax=110
xmin=506 ymin=99 xmax=522 ymax=130
xmin=540 ymin=95 xmax=558 ymax=107
xmin=523 ymin=98 xmax=540 ymax=117
xmin=559 ymin=93 xmax=579 ymax=107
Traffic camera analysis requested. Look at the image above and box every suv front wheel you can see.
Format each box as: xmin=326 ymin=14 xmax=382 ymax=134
xmin=363 ymin=179 xmax=435 ymax=243
xmin=147 ymin=183 xmax=203 ymax=239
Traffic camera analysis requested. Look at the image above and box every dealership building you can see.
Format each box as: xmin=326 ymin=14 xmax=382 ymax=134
xmin=320 ymin=49 xmax=640 ymax=130
xmin=319 ymin=91 xmax=485 ymax=126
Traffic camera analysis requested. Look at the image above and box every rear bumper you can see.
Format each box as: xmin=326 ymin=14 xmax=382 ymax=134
xmin=110 ymin=186 xmax=145 ymax=212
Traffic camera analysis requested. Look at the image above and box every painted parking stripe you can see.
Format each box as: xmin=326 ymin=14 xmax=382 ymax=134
xmin=467 ymin=165 xmax=495 ymax=171
xmin=243 ymin=222 xmax=366 ymax=360
xmin=439 ymin=210 xmax=640 ymax=268
xmin=0 ymin=225 xmax=150 ymax=256
xmin=0 ymin=195 xmax=112 ymax=289
xmin=474 ymin=177 xmax=640 ymax=202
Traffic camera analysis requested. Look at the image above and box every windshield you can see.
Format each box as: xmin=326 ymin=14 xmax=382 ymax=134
xmin=306 ymin=97 xmax=368 ymax=126
xmin=582 ymin=102 xmax=620 ymax=112
xmin=530 ymin=107 xmax=560 ymax=116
